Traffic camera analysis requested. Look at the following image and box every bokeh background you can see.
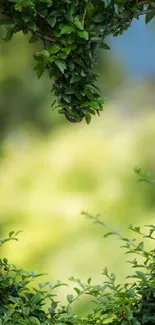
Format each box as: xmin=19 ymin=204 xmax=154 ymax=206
xmin=0 ymin=15 xmax=155 ymax=312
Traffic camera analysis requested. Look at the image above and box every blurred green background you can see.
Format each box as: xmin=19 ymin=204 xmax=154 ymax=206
xmin=0 ymin=17 xmax=155 ymax=312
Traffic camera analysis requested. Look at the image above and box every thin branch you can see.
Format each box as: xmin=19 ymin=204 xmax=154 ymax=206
xmin=0 ymin=12 xmax=11 ymax=20
xmin=137 ymin=0 xmax=151 ymax=5
xmin=36 ymin=32 xmax=54 ymax=43
xmin=135 ymin=8 xmax=155 ymax=16
xmin=82 ymin=7 xmax=87 ymax=25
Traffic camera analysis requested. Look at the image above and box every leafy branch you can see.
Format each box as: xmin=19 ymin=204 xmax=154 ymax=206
xmin=134 ymin=167 xmax=155 ymax=185
xmin=0 ymin=0 xmax=155 ymax=123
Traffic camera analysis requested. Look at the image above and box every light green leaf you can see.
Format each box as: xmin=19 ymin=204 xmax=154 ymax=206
xmin=74 ymin=287 xmax=81 ymax=295
xmin=29 ymin=317 xmax=40 ymax=325
xmin=78 ymin=30 xmax=89 ymax=40
xmin=60 ymin=25 xmax=75 ymax=35
xmin=67 ymin=294 xmax=73 ymax=303
xmin=125 ymin=306 xmax=133 ymax=321
xmin=22 ymin=307 xmax=30 ymax=316
xmin=73 ymin=16 xmax=84 ymax=30
xmin=49 ymin=45 xmax=60 ymax=55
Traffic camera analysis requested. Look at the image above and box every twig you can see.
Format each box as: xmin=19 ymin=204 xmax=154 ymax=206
xmin=36 ymin=32 xmax=54 ymax=43
xmin=135 ymin=8 xmax=155 ymax=16
xmin=0 ymin=12 xmax=11 ymax=20
xmin=82 ymin=4 xmax=88 ymax=25
xmin=82 ymin=8 xmax=87 ymax=25
xmin=137 ymin=0 xmax=151 ymax=5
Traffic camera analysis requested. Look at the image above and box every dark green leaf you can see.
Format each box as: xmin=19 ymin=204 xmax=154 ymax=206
xmin=34 ymin=63 xmax=45 ymax=79
xmin=47 ymin=15 xmax=57 ymax=27
xmin=85 ymin=114 xmax=91 ymax=124
xmin=55 ymin=60 xmax=66 ymax=73
xmin=100 ymin=43 xmax=110 ymax=50
xmin=3 ymin=28 xmax=13 ymax=41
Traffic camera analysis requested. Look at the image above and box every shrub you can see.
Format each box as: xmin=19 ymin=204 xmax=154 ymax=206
xmin=0 ymin=218 xmax=155 ymax=325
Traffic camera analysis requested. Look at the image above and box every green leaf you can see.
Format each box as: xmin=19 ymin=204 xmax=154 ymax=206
xmin=66 ymin=305 xmax=72 ymax=314
xmin=37 ymin=50 xmax=49 ymax=58
xmin=70 ymin=75 xmax=81 ymax=84
xmin=9 ymin=231 xmax=15 ymax=237
xmin=47 ymin=15 xmax=57 ymax=27
xmin=60 ymin=25 xmax=75 ymax=35
xmin=133 ymin=320 xmax=141 ymax=325
xmin=3 ymin=258 xmax=8 ymax=263
xmin=103 ymin=232 xmax=115 ymax=238
xmin=61 ymin=47 xmax=72 ymax=54
xmin=49 ymin=45 xmax=60 ymax=55
xmin=23 ymin=307 xmax=30 ymax=316
xmin=93 ymin=13 xmax=104 ymax=22
xmin=100 ymin=43 xmax=110 ymax=50
xmin=136 ymin=271 xmax=146 ymax=279
xmin=73 ymin=16 xmax=84 ymax=30
xmin=55 ymin=60 xmax=66 ymax=73
xmin=28 ymin=21 xmax=36 ymax=32
xmin=29 ymin=34 xmax=38 ymax=43
xmin=85 ymin=114 xmax=91 ymax=124
xmin=145 ymin=12 xmax=155 ymax=24
xmin=34 ymin=63 xmax=45 ymax=79
xmin=74 ymin=287 xmax=81 ymax=295
xmin=84 ymin=101 xmax=100 ymax=109
xmin=3 ymin=28 xmax=13 ymax=41
xmin=137 ymin=241 xmax=144 ymax=250
xmin=0 ymin=18 xmax=13 ymax=25
xmin=67 ymin=34 xmax=75 ymax=44
xmin=67 ymin=294 xmax=73 ymax=303
xmin=110 ymin=273 xmax=116 ymax=281
xmin=78 ymin=30 xmax=89 ymax=40
xmin=29 ymin=317 xmax=40 ymax=325
xmin=102 ymin=267 xmax=108 ymax=276
xmin=14 ymin=3 xmax=22 ymax=11
xmin=142 ymin=313 xmax=150 ymax=324
xmin=22 ymin=12 xmax=31 ymax=23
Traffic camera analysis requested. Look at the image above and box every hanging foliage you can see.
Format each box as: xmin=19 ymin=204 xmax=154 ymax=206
xmin=0 ymin=0 xmax=155 ymax=123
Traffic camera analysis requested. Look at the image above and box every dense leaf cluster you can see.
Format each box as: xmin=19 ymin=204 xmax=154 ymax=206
xmin=0 ymin=220 xmax=155 ymax=325
xmin=0 ymin=0 xmax=155 ymax=122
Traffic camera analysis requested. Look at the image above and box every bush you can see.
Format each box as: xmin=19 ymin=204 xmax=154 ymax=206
xmin=0 ymin=218 xmax=155 ymax=325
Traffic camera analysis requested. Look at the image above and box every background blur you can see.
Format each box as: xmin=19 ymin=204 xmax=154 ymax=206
xmin=0 ymin=15 xmax=155 ymax=312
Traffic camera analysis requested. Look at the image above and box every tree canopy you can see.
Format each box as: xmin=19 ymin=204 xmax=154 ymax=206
xmin=0 ymin=0 xmax=154 ymax=123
